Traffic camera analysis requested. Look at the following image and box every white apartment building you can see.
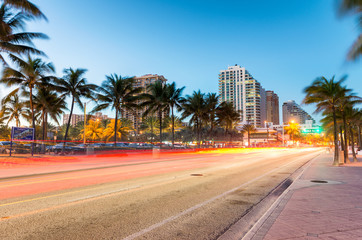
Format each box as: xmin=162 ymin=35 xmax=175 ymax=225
xmin=218 ymin=65 xmax=266 ymax=127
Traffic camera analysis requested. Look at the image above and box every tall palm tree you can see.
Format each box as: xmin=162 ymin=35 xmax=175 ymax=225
xmin=165 ymin=82 xmax=185 ymax=147
xmin=33 ymin=87 xmax=67 ymax=141
xmin=1 ymin=91 xmax=28 ymax=127
xmin=181 ymin=90 xmax=206 ymax=147
xmin=0 ymin=56 xmax=55 ymax=140
xmin=3 ymin=0 xmax=46 ymax=20
xmin=93 ymin=74 xmax=142 ymax=145
xmin=54 ymin=68 xmax=96 ymax=149
xmin=338 ymin=0 xmax=362 ymax=61
xmin=241 ymin=123 xmax=256 ymax=147
xmin=344 ymin=106 xmax=360 ymax=161
xmin=141 ymin=81 xmax=169 ymax=145
xmin=337 ymin=89 xmax=360 ymax=163
xmin=0 ymin=4 xmax=47 ymax=65
xmin=205 ymin=93 xmax=220 ymax=138
xmin=303 ymin=76 xmax=348 ymax=165
xmin=217 ymin=101 xmax=241 ymax=140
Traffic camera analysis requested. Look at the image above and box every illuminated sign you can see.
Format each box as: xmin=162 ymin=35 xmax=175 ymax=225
xmin=301 ymin=128 xmax=322 ymax=133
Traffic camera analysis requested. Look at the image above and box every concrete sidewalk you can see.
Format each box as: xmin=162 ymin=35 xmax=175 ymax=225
xmin=246 ymin=153 xmax=362 ymax=240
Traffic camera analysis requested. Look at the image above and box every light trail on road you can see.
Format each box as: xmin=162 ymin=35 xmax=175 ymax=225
xmin=0 ymin=148 xmax=324 ymax=240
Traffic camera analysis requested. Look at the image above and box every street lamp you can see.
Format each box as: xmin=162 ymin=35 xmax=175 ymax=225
xmin=282 ymin=120 xmax=295 ymax=147
xmin=84 ymin=99 xmax=97 ymax=144
xmin=265 ymin=121 xmax=269 ymax=145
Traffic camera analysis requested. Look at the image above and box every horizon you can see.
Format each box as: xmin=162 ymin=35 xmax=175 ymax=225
xmin=0 ymin=0 xmax=361 ymax=125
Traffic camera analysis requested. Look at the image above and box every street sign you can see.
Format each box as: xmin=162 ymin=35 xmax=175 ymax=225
xmin=10 ymin=127 xmax=35 ymax=156
xmin=11 ymin=127 xmax=35 ymax=141
xmin=301 ymin=128 xmax=322 ymax=133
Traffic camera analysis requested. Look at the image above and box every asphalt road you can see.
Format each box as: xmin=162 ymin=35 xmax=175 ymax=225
xmin=0 ymin=148 xmax=323 ymax=240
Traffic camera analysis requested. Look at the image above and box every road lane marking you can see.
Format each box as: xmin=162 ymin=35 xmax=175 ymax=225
xmin=66 ymin=185 xmax=141 ymax=202
xmin=0 ymin=150 xmax=320 ymax=223
xmin=122 ymin=152 xmax=321 ymax=240
xmin=0 ymin=152 xmax=263 ymax=189
xmin=0 ymin=173 xmax=196 ymax=221
xmin=0 ymin=156 xmax=218 ymax=188
xmin=0 ymin=150 xmax=315 ymax=208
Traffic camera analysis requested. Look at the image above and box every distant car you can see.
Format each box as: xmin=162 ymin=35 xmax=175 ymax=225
xmin=173 ymin=144 xmax=187 ymax=149
xmin=0 ymin=141 xmax=11 ymax=153
xmin=89 ymin=143 xmax=107 ymax=148
xmin=51 ymin=143 xmax=84 ymax=154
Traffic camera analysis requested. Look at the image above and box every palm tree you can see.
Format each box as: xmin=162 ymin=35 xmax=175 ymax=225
xmin=338 ymin=0 xmax=362 ymax=61
xmin=242 ymin=123 xmax=256 ymax=147
xmin=205 ymin=93 xmax=220 ymax=138
xmin=4 ymin=0 xmax=46 ymax=20
xmin=344 ymin=106 xmax=360 ymax=162
xmin=217 ymin=101 xmax=241 ymax=141
xmin=33 ymin=87 xmax=67 ymax=141
xmin=93 ymin=74 xmax=142 ymax=145
xmin=82 ymin=119 xmax=103 ymax=141
xmin=303 ymin=76 xmax=348 ymax=165
xmin=165 ymin=82 xmax=185 ymax=147
xmin=140 ymin=116 xmax=159 ymax=143
xmin=0 ymin=4 xmax=47 ymax=65
xmin=54 ymin=68 xmax=96 ymax=149
xmin=285 ymin=122 xmax=301 ymax=145
xmin=141 ymin=81 xmax=169 ymax=145
xmin=181 ymin=90 xmax=206 ymax=147
xmin=1 ymin=91 xmax=28 ymax=127
xmin=337 ymin=89 xmax=360 ymax=163
xmin=103 ymin=119 xmax=132 ymax=142
xmin=0 ymin=56 xmax=55 ymax=139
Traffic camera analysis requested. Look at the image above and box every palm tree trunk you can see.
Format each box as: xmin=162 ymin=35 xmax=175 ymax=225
xmin=350 ymin=126 xmax=357 ymax=162
xmin=171 ymin=107 xmax=175 ymax=148
xmin=29 ymin=87 xmax=36 ymax=132
xmin=29 ymin=87 xmax=36 ymax=154
xmin=159 ymin=110 xmax=163 ymax=145
xmin=151 ymin=118 xmax=154 ymax=144
xmin=342 ymin=112 xmax=350 ymax=163
xmin=340 ymin=126 xmax=344 ymax=151
xmin=114 ymin=109 xmax=118 ymax=146
xmin=41 ymin=110 xmax=46 ymax=154
xmin=358 ymin=125 xmax=362 ymax=151
xmin=42 ymin=110 xmax=45 ymax=141
xmin=248 ymin=130 xmax=250 ymax=147
xmin=45 ymin=114 xmax=48 ymax=140
xmin=63 ymin=97 xmax=75 ymax=152
xmin=332 ymin=107 xmax=340 ymax=165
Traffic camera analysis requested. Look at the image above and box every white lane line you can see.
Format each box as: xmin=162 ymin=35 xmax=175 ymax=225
xmin=123 ymin=152 xmax=320 ymax=240
xmin=66 ymin=185 xmax=141 ymax=203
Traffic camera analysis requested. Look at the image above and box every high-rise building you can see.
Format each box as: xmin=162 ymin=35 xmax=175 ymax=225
xmin=218 ymin=65 xmax=266 ymax=127
xmin=62 ymin=112 xmax=109 ymax=126
xmin=282 ymin=100 xmax=314 ymax=124
xmin=266 ymin=91 xmax=279 ymax=125
xmin=124 ymin=74 xmax=167 ymax=131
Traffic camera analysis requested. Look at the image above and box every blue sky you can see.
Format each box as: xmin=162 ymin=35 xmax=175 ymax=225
xmin=2 ymin=0 xmax=361 ymax=122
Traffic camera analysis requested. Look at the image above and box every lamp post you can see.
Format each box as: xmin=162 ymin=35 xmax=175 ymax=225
xmin=84 ymin=99 xmax=96 ymax=145
xmin=282 ymin=124 xmax=285 ymax=147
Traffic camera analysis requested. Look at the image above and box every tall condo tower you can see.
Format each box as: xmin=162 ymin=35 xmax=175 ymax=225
xmin=282 ymin=100 xmax=314 ymax=124
xmin=218 ymin=65 xmax=266 ymax=127
xmin=266 ymin=90 xmax=280 ymax=125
